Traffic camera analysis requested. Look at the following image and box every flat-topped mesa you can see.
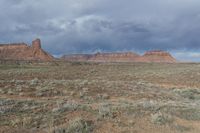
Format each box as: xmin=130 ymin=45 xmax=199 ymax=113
xmin=62 ymin=50 xmax=177 ymax=63
xmin=139 ymin=50 xmax=177 ymax=63
xmin=0 ymin=39 xmax=54 ymax=61
xmin=0 ymin=43 xmax=28 ymax=50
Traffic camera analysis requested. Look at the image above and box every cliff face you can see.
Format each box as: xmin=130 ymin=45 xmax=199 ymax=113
xmin=62 ymin=50 xmax=177 ymax=63
xmin=0 ymin=39 xmax=54 ymax=61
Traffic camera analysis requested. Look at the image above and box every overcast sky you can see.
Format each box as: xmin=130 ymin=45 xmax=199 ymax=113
xmin=1 ymin=0 xmax=200 ymax=61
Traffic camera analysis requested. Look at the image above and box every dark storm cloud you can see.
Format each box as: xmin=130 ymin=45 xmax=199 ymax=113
xmin=1 ymin=0 xmax=200 ymax=60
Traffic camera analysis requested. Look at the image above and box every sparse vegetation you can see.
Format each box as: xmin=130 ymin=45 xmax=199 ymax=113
xmin=54 ymin=117 xmax=93 ymax=133
xmin=151 ymin=112 xmax=173 ymax=125
xmin=98 ymin=103 xmax=112 ymax=118
xmin=173 ymin=88 xmax=200 ymax=100
xmin=1 ymin=62 xmax=200 ymax=133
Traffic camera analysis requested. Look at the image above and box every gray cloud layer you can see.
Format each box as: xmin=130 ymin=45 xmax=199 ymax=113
xmin=1 ymin=0 xmax=200 ymax=60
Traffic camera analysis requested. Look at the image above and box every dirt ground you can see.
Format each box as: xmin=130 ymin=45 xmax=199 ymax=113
xmin=1 ymin=61 xmax=200 ymax=133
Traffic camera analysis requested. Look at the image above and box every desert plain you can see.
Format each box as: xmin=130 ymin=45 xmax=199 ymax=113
xmin=1 ymin=61 xmax=200 ymax=133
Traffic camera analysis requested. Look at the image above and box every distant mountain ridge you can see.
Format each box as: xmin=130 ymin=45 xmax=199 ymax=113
xmin=61 ymin=50 xmax=177 ymax=63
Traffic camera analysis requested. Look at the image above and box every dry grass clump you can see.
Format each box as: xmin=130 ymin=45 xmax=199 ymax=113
xmin=174 ymin=108 xmax=200 ymax=121
xmin=52 ymin=101 xmax=79 ymax=113
xmin=96 ymin=93 xmax=110 ymax=100
xmin=53 ymin=117 xmax=93 ymax=133
xmin=173 ymin=88 xmax=200 ymax=100
xmin=151 ymin=112 xmax=173 ymax=125
xmin=98 ymin=103 xmax=118 ymax=119
xmin=30 ymin=78 xmax=39 ymax=86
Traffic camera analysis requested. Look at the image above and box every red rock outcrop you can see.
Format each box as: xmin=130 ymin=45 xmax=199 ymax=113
xmin=138 ymin=50 xmax=177 ymax=63
xmin=0 ymin=39 xmax=54 ymax=61
xmin=62 ymin=50 xmax=177 ymax=63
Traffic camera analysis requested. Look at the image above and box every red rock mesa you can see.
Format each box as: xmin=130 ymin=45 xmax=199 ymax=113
xmin=0 ymin=39 xmax=53 ymax=61
xmin=62 ymin=50 xmax=177 ymax=63
xmin=137 ymin=50 xmax=177 ymax=63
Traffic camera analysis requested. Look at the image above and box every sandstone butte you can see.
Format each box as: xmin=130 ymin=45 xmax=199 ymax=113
xmin=0 ymin=39 xmax=54 ymax=61
xmin=62 ymin=50 xmax=177 ymax=63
